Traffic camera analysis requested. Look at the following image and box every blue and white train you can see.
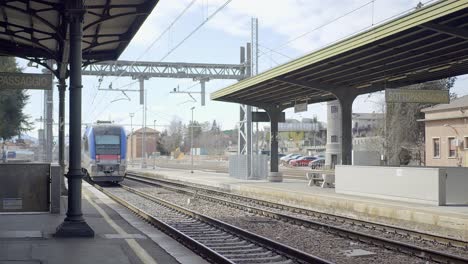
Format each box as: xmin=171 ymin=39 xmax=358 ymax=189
xmin=82 ymin=122 xmax=127 ymax=182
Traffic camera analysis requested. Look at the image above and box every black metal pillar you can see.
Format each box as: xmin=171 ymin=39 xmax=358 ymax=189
xmin=58 ymin=79 xmax=68 ymax=196
xmin=331 ymin=88 xmax=358 ymax=166
xmin=266 ymin=106 xmax=283 ymax=182
xmin=339 ymin=98 xmax=353 ymax=165
xmin=55 ymin=1 xmax=94 ymax=237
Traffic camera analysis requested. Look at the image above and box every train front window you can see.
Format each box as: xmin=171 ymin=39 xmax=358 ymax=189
xmin=95 ymin=134 xmax=121 ymax=155
xmin=95 ymin=135 xmax=120 ymax=145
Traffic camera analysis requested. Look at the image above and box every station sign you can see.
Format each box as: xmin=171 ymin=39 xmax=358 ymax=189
xmin=252 ymin=112 xmax=286 ymax=122
xmin=0 ymin=72 xmax=52 ymax=90
xmin=294 ymin=102 xmax=308 ymax=113
xmin=385 ymin=89 xmax=449 ymax=104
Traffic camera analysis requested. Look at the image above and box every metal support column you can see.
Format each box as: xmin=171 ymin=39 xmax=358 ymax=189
xmin=57 ymin=79 xmax=67 ymax=196
xmin=200 ymin=80 xmax=206 ymax=106
xmin=266 ymin=106 xmax=283 ymax=182
xmin=55 ymin=1 xmax=94 ymax=237
xmin=339 ymin=98 xmax=353 ymax=165
xmin=140 ymin=78 xmax=147 ymax=168
xmin=45 ymin=88 xmax=53 ymax=162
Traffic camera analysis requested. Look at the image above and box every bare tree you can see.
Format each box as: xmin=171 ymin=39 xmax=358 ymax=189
xmin=162 ymin=117 xmax=183 ymax=154
xmin=384 ymin=78 xmax=456 ymax=165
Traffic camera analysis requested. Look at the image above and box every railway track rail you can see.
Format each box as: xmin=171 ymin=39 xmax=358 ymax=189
xmin=125 ymin=173 xmax=468 ymax=264
xmin=90 ymin=181 xmax=332 ymax=264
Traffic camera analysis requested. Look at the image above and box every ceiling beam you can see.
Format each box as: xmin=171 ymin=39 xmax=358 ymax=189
xmin=420 ymin=22 xmax=468 ymax=40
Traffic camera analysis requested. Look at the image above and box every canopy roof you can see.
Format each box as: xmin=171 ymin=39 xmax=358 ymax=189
xmin=211 ymin=0 xmax=468 ymax=109
xmin=0 ymin=0 xmax=159 ymax=77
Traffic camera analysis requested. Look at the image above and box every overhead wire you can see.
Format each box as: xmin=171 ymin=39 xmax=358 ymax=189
xmin=272 ymin=0 xmax=376 ymax=52
xmin=259 ymin=0 xmax=438 ymax=64
xmin=258 ymin=44 xmax=292 ymax=60
xmin=159 ymin=0 xmax=233 ymax=61
xmin=168 ymin=0 xmax=235 ymax=95
xmin=88 ymin=0 xmax=199 ymax=122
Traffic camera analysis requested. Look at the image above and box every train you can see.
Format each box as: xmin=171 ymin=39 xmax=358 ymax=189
xmin=81 ymin=122 xmax=127 ymax=182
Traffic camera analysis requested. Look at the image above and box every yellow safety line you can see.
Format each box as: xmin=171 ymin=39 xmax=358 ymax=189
xmin=84 ymin=193 xmax=158 ymax=264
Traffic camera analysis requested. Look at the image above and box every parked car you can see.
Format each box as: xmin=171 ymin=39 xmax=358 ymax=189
xmin=280 ymin=153 xmax=297 ymax=162
xmin=309 ymin=158 xmax=325 ymax=169
xmin=280 ymin=153 xmax=298 ymax=164
xmin=283 ymin=154 xmax=302 ymax=165
xmin=290 ymin=156 xmax=317 ymax=166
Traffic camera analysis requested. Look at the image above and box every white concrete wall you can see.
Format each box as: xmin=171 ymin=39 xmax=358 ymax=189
xmin=335 ymin=165 xmax=446 ymax=205
xmin=352 ymin=151 xmax=381 ymax=166
xmin=444 ymin=167 xmax=468 ymax=204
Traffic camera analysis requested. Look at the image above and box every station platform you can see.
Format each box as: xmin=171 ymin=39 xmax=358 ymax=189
xmin=129 ymin=167 xmax=468 ymax=242
xmin=0 ymin=182 xmax=208 ymax=264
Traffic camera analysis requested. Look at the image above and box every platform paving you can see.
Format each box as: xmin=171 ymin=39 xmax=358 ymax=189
xmin=130 ymin=166 xmax=468 ymax=242
xmin=0 ymin=182 xmax=209 ymax=264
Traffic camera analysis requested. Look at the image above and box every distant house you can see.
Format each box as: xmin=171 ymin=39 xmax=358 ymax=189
xmin=127 ymin=127 xmax=160 ymax=159
xmin=420 ymin=95 xmax=468 ymax=167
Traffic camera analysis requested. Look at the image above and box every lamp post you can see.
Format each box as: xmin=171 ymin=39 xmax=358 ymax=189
xmin=190 ymin=107 xmax=195 ymax=173
xmin=153 ymin=119 xmax=157 ymax=169
xmin=129 ymin=113 xmax=134 ymax=165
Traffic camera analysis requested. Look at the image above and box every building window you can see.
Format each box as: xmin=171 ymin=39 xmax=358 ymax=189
xmin=433 ymin=138 xmax=440 ymax=158
xmin=331 ymin=135 xmax=338 ymax=143
xmin=465 ymin=137 xmax=468 ymax=150
xmin=448 ymin=137 xmax=456 ymax=158
xmin=331 ymin=105 xmax=338 ymax=113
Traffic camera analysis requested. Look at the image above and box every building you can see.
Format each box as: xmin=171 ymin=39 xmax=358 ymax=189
xmin=421 ymin=95 xmax=468 ymax=167
xmin=127 ymin=127 xmax=160 ymax=160
xmin=326 ymin=100 xmax=385 ymax=167
xmin=352 ymin=112 xmax=384 ymax=137
xmin=264 ymin=118 xmax=326 ymax=153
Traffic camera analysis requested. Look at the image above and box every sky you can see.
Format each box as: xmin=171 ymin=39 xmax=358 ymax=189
xmin=19 ymin=0 xmax=468 ymax=139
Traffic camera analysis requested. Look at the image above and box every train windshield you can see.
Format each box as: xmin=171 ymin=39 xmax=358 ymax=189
xmin=95 ymin=135 xmax=120 ymax=145
xmin=93 ymin=126 xmax=122 ymax=155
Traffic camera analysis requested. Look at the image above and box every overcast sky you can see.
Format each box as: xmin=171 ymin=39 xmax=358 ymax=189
xmin=20 ymin=0 xmax=468 ymax=139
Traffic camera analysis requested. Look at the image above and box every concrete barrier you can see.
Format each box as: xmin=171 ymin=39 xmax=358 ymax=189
xmin=335 ymin=165 xmax=446 ymax=205
xmin=444 ymin=167 xmax=468 ymax=205
xmin=0 ymin=163 xmax=61 ymax=213
xmin=50 ymin=164 xmax=61 ymax=214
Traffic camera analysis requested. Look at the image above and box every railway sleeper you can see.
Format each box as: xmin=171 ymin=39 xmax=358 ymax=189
xmin=172 ymin=222 xmax=208 ymax=228
xmin=191 ymin=235 xmax=235 ymax=241
xmin=197 ymin=238 xmax=243 ymax=245
xmin=222 ymin=250 xmax=278 ymax=258
xmin=184 ymin=229 xmax=228 ymax=235
xmin=228 ymin=254 xmax=286 ymax=263
xmin=176 ymin=227 xmax=215 ymax=232
xmin=209 ymin=244 xmax=259 ymax=250
xmin=185 ymin=232 xmax=233 ymax=239
xmin=214 ymin=247 xmax=267 ymax=254
xmin=203 ymin=241 xmax=254 ymax=247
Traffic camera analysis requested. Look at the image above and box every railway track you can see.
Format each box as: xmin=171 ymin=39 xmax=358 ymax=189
xmin=90 ymin=181 xmax=332 ymax=264
xmin=125 ymin=172 xmax=468 ymax=264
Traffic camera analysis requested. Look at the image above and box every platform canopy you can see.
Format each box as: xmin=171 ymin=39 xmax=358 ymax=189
xmin=211 ymin=0 xmax=468 ymax=109
xmin=0 ymin=0 xmax=159 ymax=78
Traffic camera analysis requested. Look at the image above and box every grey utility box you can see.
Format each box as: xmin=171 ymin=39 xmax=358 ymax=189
xmin=0 ymin=163 xmax=59 ymax=213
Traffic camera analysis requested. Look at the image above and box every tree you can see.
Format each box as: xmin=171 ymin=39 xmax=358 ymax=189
xmin=161 ymin=117 xmax=183 ymax=153
xmin=0 ymin=57 xmax=31 ymax=161
xmin=156 ymin=130 xmax=170 ymax=155
xmin=384 ymin=78 xmax=456 ymax=165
